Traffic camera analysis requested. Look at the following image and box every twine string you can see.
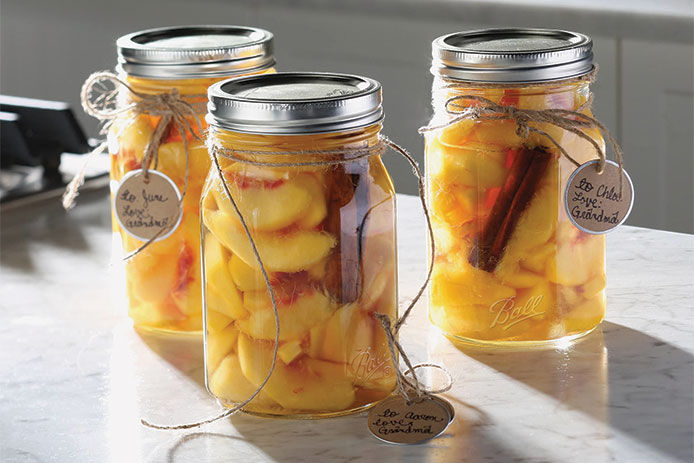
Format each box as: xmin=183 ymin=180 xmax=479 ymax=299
xmin=65 ymin=71 xmax=205 ymax=260
xmin=419 ymin=72 xmax=625 ymax=193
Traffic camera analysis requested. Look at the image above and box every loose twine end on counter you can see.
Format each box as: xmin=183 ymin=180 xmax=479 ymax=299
xmin=140 ymin=134 xmax=451 ymax=430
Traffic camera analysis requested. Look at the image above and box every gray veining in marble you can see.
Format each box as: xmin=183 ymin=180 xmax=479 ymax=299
xmin=1 ymin=190 xmax=692 ymax=462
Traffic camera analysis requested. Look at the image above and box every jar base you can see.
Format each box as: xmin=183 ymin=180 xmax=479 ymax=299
xmin=435 ymin=324 xmax=601 ymax=349
xmin=220 ymin=399 xmax=382 ymax=420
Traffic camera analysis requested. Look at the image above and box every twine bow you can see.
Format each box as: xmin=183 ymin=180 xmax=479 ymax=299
xmin=64 ymin=71 xmax=205 ymax=258
xmin=141 ymin=134 xmax=451 ymax=430
xmin=419 ymin=85 xmax=625 ymax=193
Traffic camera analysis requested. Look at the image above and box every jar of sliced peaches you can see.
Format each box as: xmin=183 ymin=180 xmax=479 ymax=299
xmin=425 ymin=29 xmax=607 ymax=345
xmin=201 ymin=73 xmax=397 ymax=416
xmin=108 ymin=26 xmax=274 ymax=333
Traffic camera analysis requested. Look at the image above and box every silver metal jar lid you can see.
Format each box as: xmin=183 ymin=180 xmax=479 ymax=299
xmin=432 ymin=28 xmax=593 ymax=83
xmin=206 ymin=72 xmax=383 ymax=135
xmin=116 ymin=25 xmax=274 ymax=79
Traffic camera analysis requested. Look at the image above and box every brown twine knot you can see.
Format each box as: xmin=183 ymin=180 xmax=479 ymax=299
xmin=64 ymin=71 xmax=206 ymax=259
xmin=141 ymin=134 xmax=450 ymax=430
xmin=419 ymin=78 xmax=626 ymax=193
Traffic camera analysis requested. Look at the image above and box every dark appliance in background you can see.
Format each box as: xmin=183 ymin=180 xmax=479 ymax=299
xmin=0 ymin=95 xmax=96 ymax=202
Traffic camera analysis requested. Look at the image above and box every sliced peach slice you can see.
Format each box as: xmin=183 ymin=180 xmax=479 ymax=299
xmin=295 ymin=174 xmax=327 ymax=229
xmin=128 ymin=301 xmax=185 ymax=327
xmin=581 ymin=273 xmax=606 ymax=299
xmin=438 ymin=119 xmax=476 ymax=148
xmin=203 ymin=233 xmax=233 ymax=293
xmin=278 ymin=340 xmax=304 ymax=365
xmin=473 ymin=120 xmax=523 ymax=147
xmin=320 ymin=303 xmax=373 ymax=364
xmin=228 ymin=253 xmax=270 ymax=292
xmin=432 ymin=260 xmax=516 ymax=308
xmin=128 ymin=252 xmax=178 ymax=304
xmin=562 ymin=293 xmax=605 ymax=334
xmin=117 ymin=115 xmax=154 ymax=159
xmin=237 ymin=333 xmax=355 ymax=412
xmin=206 ymin=309 xmax=234 ymax=333
xmin=208 ymin=354 xmax=278 ymax=409
xmin=547 ymin=223 xmax=605 ymax=286
xmin=157 ymin=142 xmax=209 ymax=183
xmin=203 ymin=208 xmax=336 ymax=272
xmin=306 ymin=257 xmax=328 ymax=280
xmin=428 ymin=139 xmax=507 ymax=189
xmin=238 ymin=290 xmax=335 ymax=341
xmin=308 ymin=324 xmax=326 ymax=358
xmin=211 ymin=174 xmax=312 ymax=232
xmin=206 ymin=286 xmax=247 ymax=320
xmin=206 ymin=324 xmax=239 ymax=373
xmin=521 ymin=241 xmax=556 ymax=274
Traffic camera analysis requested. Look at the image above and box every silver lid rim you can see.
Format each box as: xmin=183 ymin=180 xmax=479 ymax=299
xmin=116 ymin=25 xmax=274 ymax=79
xmin=206 ymin=72 xmax=384 ymax=135
xmin=432 ymin=28 xmax=594 ymax=83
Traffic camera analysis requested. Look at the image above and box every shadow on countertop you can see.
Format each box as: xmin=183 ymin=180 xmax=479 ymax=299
xmin=454 ymin=322 xmax=694 ymax=462
xmin=0 ymin=186 xmax=111 ymax=273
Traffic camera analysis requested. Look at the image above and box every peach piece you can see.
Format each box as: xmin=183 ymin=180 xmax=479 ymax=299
xmin=206 ymin=309 xmax=234 ymax=333
xmin=306 ymin=257 xmax=328 ymax=280
xmin=559 ymin=285 xmax=582 ymax=306
xmin=429 ymin=139 xmax=508 ymax=189
xmin=128 ymin=301 xmax=183 ymax=327
xmin=228 ymin=253 xmax=269 ymax=292
xmin=438 ymin=119 xmax=476 ymax=148
xmin=295 ymin=174 xmax=327 ymax=228
xmin=211 ymin=174 xmax=312 ymax=232
xmin=128 ymin=252 xmax=178 ymax=305
xmin=563 ymin=294 xmax=605 ymax=334
xmin=203 ymin=234 xmax=234 ymax=293
xmin=582 ymin=273 xmax=606 ymax=299
xmin=432 ymin=260 xmax=516 ymax=308
xmin=206 ymin=285 xmax=247 ymax=320
xmin=237 ymin=290 xmax=334 ymax=341
xmin=320 ymin=303 xmax=373 ymax=364
xmin=473 ymin=120 xmax=523 ymax=147
xmin=118 ymin=115 xmax=154 ymax=160
xmin=521 ymin=242 xmax=556 ymax=274
xmin=278 ymin=340 xmax=304 ymax=365
xmin=206 ymin=324 xmax=240 ymax=372
xmin=434 ymin=302 xmax=491 ymax=336
xmin=547 ymin=224 xmax=605 ymax=286
xmin=202 ymin=207 xmax=336 ymax=273
xmin=237 ymin=334 xmax=355 ymax=412
xmin=122 ymin=231 xmax=181 ymax=257
xmin=209 ymin=354 xmax=278 ymax=409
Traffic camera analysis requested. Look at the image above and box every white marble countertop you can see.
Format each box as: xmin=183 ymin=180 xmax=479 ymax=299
xmin=1 ymin=190 xmax=692 ymax=462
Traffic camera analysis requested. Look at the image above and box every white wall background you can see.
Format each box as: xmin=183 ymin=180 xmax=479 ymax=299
xmin=2 ymin=0 xmax=692 ymax=232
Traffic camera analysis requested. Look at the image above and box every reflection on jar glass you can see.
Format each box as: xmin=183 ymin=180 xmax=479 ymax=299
xmin=201 ymin=73 xmax=397 ymax=417
xmin=425 ymin=29 xmax=606 ymax=345
xmin=108 ymin=26 xmax=275 ymax=333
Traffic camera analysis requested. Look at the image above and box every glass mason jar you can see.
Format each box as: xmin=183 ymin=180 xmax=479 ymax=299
xmin=201 ymin=73 xmax=397 ymax=417
xmin=425 ymin=29 xmax=606 ymax=345
xmin=108 ymin=26 xmax=274 ymax=333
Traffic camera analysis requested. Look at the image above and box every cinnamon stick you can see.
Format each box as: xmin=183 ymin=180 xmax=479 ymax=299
xmin=469 ymin=147 xmax=550 ymax=272
xmin=324 ymin=159 xmax=371 ymax=303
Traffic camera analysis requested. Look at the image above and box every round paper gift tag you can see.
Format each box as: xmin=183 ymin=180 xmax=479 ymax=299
xmin=114 ymin=169 xmax=182 ymax=242
xmin=367 ymin=395 xmax=453 ymax=445
xmin=565 ymin=160 xmax=634 ymax=234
